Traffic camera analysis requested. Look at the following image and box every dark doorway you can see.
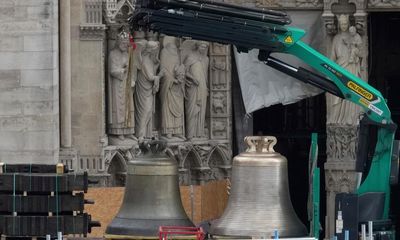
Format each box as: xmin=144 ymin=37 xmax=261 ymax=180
xmin=369 ymin=12 xmax=400 ymax=138
xmin=253 ymin=94 xmax=327 ymax=235
xmin=369 ymin=12 xmax=400 ymax=239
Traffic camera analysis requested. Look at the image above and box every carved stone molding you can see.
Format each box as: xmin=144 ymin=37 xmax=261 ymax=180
xmin=324 ymin=161 xmax=358 ymax=192
xmin=209 ymin=43 xmax=232 ymax=141
xmin=59 ymin=147 xmax=79 ymax=171
xmin=326 ymin=124 xmax=358 ymax=161
xmin=81 ymin=0 xmax=106 ymax=40
xmin=368 ymin=0 xmax=400 ymax=9
xmin=255 ymin=0 xmax=323 ymax=9
xmin=98 ymin=141 xmax=232 ymax=187
xmin=80 ymin=25 xmax=106 ymax=40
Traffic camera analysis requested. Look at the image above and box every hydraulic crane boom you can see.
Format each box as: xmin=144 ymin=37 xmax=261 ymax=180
xmin=129 ymin=0 xmax=397 ymax=219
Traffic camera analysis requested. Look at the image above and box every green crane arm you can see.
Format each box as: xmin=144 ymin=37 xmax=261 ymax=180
xmin=130 ymin=0 xmax=397 ymax=218
xmin=281 ymin=27 xmax=390 ymax=124
xmin=281 ymin=28 xmax=396 ymax=218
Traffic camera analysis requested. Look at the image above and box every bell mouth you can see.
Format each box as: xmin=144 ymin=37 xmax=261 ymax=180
xmin=105 ymin=218 xmax=194 ymax=238
xmin=210 ymin=226 xmax=308 ymax=239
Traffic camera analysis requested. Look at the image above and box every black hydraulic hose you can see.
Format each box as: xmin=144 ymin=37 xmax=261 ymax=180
xmin=154 ymin=0 xmax=291 ymax=25
xmin=146 ymin=12 xmax=281 ymax=39
xmin=155 ymin=0 xmax=288 ymax=17
xmin=145 ymin=8 xmax=289 ymax=33
xmin=265 ymin=56 xmax=344 ymax=98
xmin=132 ymin=9 xmax=285 ymax=50
xmin=148 ymin=21 xmax=281 ymax=50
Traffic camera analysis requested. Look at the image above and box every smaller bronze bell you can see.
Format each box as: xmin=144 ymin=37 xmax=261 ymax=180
xmin=210 ymin=136 xmax=307 ymax=238
xmin=105 ymin=140 xmax=193 ymax=239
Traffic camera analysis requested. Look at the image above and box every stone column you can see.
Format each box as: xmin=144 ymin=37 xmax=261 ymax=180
xmin=322 ymin=1 xmax=368 ymax=239
xmin=71 ymin=0 xmax=106 ymax=176
xmin=324 ymin=126 xmax=359 ymax=239
xmin=60 ymin=0 xmax=72 ymax=148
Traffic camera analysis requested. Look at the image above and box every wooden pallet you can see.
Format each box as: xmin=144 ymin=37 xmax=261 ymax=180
xmin=1 ymin=234 xmax=89 ymax=240
xmin=104 ymin=234 xmax=157 ymax=240
xmin=1 ymin=236 xmax=48 ymax=240
xmin=104 ymin=234 xmax=198 ymax=240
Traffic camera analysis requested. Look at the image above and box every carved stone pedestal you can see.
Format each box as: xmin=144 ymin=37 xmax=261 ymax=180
xmin=324 ymin=124 xmax=359 ymax=239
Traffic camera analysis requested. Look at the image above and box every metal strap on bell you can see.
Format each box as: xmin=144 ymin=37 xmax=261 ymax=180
xmin=105 ymin=140 xmax=193 ymax=239
xmin=210 ymin=136 xmax=307 ymax=238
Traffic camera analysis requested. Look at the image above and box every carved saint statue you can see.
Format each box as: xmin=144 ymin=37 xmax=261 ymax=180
xmin=326 ymin=14 xmax=364 ymax=126
xmin=159 ymin=36 xmax=185 ymax=139
xmin=108 ymin=30 xmax=136 ymax=142
xmin=212 ymin=58 xmax=227 ymax=88
xmin=182 ymin=40 xmax=209 ymax=140
xmin=134 ymin=40 xmax=164 ymax=140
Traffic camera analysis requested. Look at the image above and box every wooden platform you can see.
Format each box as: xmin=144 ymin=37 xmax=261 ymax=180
xmin=84 ymin=180 xmax=228 ymax=238
xmin=104 ymin=234 xmax=198 ymax=240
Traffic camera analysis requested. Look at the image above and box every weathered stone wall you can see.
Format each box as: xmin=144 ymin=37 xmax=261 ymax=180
xmin=69 ymin=0 xmax=107 ymax=174
xmin=0 ymin=0 xmax=59 ymax=164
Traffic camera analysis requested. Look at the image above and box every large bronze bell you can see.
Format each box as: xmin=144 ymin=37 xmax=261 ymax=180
xmin=210 ymin=136 xmax=307 ymax=238
xmin=105 ymin=141 xmax=193 ymax=238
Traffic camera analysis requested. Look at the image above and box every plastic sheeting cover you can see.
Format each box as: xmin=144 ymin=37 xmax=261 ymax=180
xmin=235 ymin=11 xmax=324 ymax=114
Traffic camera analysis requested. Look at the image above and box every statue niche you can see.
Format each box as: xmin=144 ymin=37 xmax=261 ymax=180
xmin=134 ymin=40 xmax=164 ymax=141
xmin=324 ymin=15 xmax=364 ymax=239
xmin=159 ymin=36 xmax=186 ymax=140
xmin=181 ymin=40 xmax=210 ymax=140
xmin=107 ymin=30 xmax=136 ymax=145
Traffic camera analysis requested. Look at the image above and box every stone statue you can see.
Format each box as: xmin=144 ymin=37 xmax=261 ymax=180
xmin=159 ymin=36 xmax=186 ymax=139
xmin=135 ymin=40 xmax=164 ymax=141
xmin=211 ymin=58 xmax=227 ymax=88
xmin=182 ymin=40 xmax=209 ymax=140
xmin=108 ymin=30 xmax=136 ymax=143
xmin=347 ymin=26 xmax=363 ymax=68
xmin=326 ymin=14 xmax=364 ymax=126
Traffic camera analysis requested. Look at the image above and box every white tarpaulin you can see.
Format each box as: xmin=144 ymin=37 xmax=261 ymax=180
xmin=235 ymin=11 xmax=325 ymax=114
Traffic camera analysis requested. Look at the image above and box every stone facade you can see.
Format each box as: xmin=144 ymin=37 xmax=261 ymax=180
xmin=0 ymin=0 xmax=59 ymax=164
xmin=59 ymin=0 xmax=232 ymax=186
xmin=59 ymin=0 xmax=108 ymax=185
xmin=0 ymin=0 xmax=397 ymax=237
